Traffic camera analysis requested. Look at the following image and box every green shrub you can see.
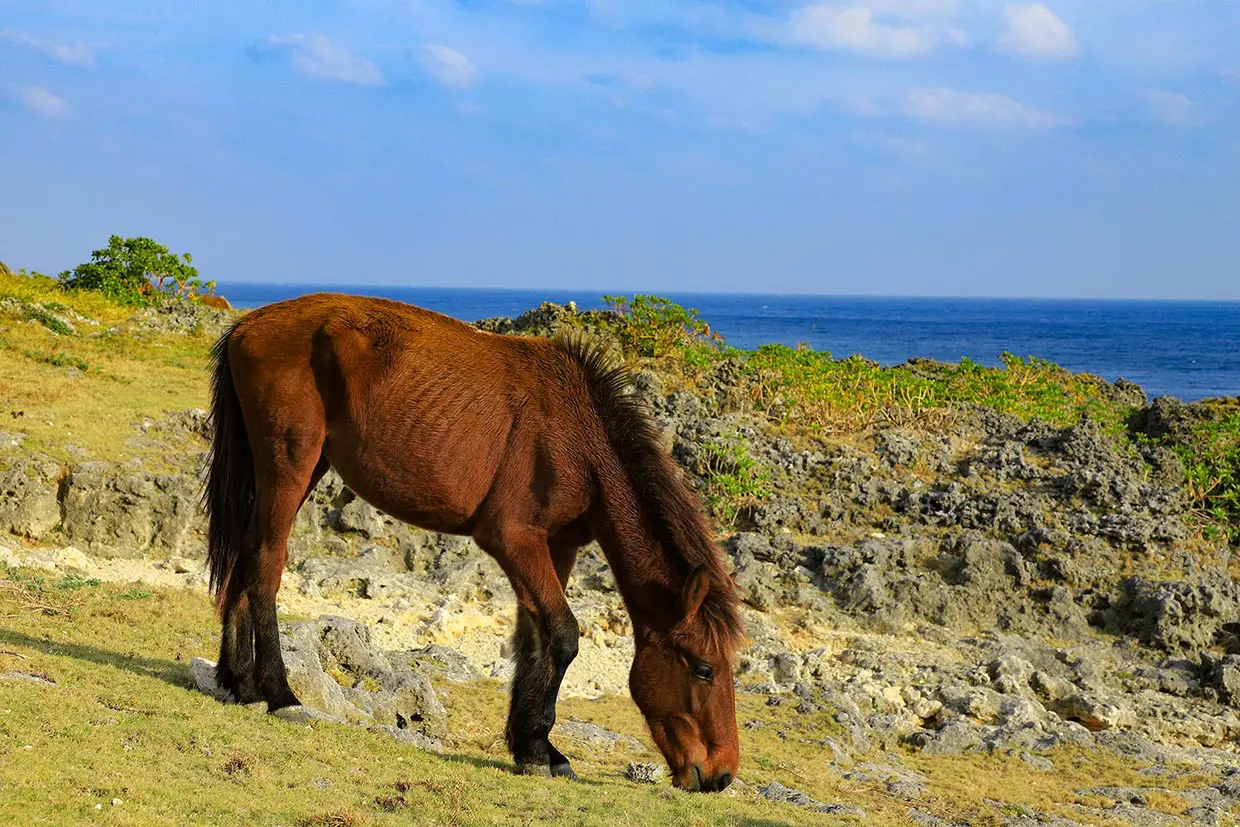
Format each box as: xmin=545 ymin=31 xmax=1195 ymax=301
xmin=602 ymin=294 xmax=724 ymax=358
xmin=59 ymin=235 xmax=215 ymax=306
xmin=699 ymin=435 xmax=771 ymax=527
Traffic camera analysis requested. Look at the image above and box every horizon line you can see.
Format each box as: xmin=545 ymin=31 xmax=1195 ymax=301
xmin=211 ymin=280 xmax=1240 ymax=305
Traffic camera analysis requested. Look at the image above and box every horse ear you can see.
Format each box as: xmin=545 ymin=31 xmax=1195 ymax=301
xmin=682 ymin=565 xmax=711 ymax=619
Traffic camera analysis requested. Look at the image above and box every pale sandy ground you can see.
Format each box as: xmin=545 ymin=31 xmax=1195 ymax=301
xmin=1 ymin=544 xmax=640 ymax=699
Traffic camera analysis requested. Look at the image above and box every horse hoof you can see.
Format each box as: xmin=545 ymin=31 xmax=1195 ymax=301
xmin=550 ymin=762 xmax=578 ymax=781
xmin=515 ymin=762 xmax=553 ymax=778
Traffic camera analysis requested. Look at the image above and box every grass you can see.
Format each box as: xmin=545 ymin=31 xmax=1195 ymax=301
xmin=3 ymin=569 xmax=1236 ymax=827
xmin=0 ymin=268 xmax=212 ymax=466
xmin=698 ymin=434 xmax=772 ymax=527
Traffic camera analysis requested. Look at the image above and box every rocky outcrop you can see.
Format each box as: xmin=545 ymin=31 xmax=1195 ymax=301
xmin=189 ymin=615 xmax=447 ymax=746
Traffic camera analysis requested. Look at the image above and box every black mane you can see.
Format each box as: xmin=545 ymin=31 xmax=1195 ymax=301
xmin=557 ymin=330 xmax=744 ymax=653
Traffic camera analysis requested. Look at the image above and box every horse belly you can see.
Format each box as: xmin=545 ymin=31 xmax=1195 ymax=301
xmin=323 ymin=412 xmax=506 ymax=536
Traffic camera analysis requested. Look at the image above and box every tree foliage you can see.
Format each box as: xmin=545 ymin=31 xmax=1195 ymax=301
xmin=58 ymin=235 xmax=213 ymax=305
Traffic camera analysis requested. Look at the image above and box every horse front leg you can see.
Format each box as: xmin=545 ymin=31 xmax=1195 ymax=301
xmin=506 ymin=604 xmax=580 ymax=778
xmin=480 ymin=527 xmax=582 ymax=779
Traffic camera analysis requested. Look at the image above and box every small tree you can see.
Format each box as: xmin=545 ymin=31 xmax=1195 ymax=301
xmin=59 ymin=235 xmax=212 ymax=305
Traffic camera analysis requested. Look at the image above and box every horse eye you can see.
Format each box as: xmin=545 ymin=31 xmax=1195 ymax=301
xmin=693 ymin=663 xmax=714 ymax=682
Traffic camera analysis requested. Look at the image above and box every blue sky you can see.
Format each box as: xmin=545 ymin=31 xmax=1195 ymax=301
xmin=1 ymin=1 xmax=1237 ymax=298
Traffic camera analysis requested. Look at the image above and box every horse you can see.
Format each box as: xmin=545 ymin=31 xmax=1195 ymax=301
xmin=201 ymin=293 xmax=745 ymax=792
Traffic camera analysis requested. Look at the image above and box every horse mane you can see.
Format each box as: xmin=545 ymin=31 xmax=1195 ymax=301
xmin=555 ymin=330 xmax=745 ymax=654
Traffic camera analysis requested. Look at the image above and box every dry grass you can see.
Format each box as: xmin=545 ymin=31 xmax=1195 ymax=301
xmin=0 ymin=269 xmax=215 ymax=466
xmin=3 ymin=569 xmax=1231 ymax=826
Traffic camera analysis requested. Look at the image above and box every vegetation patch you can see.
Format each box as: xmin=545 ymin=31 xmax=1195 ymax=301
xmin=698 ymin=434 xmax=772 ymax=527
xmin=58 ymin=235 xmax=216 ymax=306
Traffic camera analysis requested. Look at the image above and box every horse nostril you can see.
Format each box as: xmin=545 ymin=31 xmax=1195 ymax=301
xmin=716 ymin=772 xmax=733 ymax=791
xmin=691 ymin=764 xmax=704 ymax=792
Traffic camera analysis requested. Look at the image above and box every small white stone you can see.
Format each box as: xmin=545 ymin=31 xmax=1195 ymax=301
xmin=95 ymin=804 xmax=103 ymax=810
xmin=111 ymin=798 xmax=123 ymax=806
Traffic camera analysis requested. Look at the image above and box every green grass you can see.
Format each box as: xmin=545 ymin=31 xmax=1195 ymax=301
xmin=698 ymin=435 xmax=772 ymax=527
xmin=1145 ymin=400 xmax=1240 ymax=542
xmin=3 ymin=569 xmax=1228 ymax=827
xmin=0 ymin=268 xmax=212 ymax=466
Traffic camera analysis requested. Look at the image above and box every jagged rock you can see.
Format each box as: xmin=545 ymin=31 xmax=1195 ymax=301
xmin=555 ymin=719 xmax=645 ymax=753
xmin=624 ymin=762 xmax=664 ymax=784
xmin=0 ymin=457 xmax=61 ymax=540
xmin=758 ymin=781 xmax=865 ymax=817
xmin=59 ymin=462 xmax=200 ymax=557
xmin=272 ymin=705 xmax=346 ymax=725
xmin=0 ymin=671 xmax=57 ymax=688
xmin=1202 ymin=654 xmax=1240 ymax=708
xmin=1050 ymin=693 xmax=1128 ymax=732
xmin=370 ymin=674 xmax=448 ymax=739
xmin=336 ymin=497 xmax=387 ymax=539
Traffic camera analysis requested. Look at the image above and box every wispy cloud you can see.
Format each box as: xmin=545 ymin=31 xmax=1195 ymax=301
xmin=3 ymin=29 xmax=95 ymax=68
xmin=900 ymin=87 xmax=1067 ymax=130
xmin=997 ymin=4 xmax=1078 ymax=60
xmin=254 ymin=35 xmax=383 ymax=87
xmin=1145 ymin=89 xmax=1198 ymax=126
xmin=420 ymin=45 xmax=478 ymax=89
xmin=16 ymin=85 xmax=71 ymax=118
xmin=781 ymin=3 xmax=966 ymax=58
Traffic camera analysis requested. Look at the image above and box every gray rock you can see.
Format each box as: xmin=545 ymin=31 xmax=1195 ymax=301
xmin=372 ymin=673 xmax=448 ymax=739
xmin=281 ymin=644 xmax=353 ymax=720
xmin=1050 ymin=693 xmax=1128 ymax=732
xmin=59 ymin=462 xmax=200 ymax=557
xmin=758 ymin=781 xmax=865 ymax=817
xmin=555 ymin=719 xmax=645 ymax=753
xmin=0 ymin=671 xmax=56 ymax=688
xmin=0 ymin=457 xmax=61 ymax=540
xmin=188 ymin=657 xmax=232 ymax=702
xmin=271 ymin=705 xmax=346 ymax=725
xmin=1203 ymin=654 xmax=1240 ymax=708
xmin=624 ymin=762 xmax=664 ymax=784
xmin=1020 ymin=751 xmax=1055 ymax=771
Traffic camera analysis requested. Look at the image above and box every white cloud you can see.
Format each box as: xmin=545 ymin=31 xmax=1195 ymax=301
xmin=17 ymin=85 xmax=71 ymax=118
xmin=262 ymin=35 xmax=383 ymax=87
xmin=2 ymin=29 xmax=95 ymax=68
xmin=420 ymin=45 xmax=478 ymax=88
xmin=785 ymin=4 xmax=949 ymax=58
xmin=1145 ymin=89 xmax=1197 ymax=126
xmin=900 ymin=87 xmax=1067 ymax=130
xmin=997 ymin=4 xmax=1078 ymax=59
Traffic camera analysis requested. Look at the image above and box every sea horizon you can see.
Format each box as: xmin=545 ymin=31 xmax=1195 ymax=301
xmin=214 ymin=281 xmax=1240 ymax=305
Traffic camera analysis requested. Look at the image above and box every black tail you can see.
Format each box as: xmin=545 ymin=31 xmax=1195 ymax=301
xmin=202 ymin=324 xmax=255 ymax=615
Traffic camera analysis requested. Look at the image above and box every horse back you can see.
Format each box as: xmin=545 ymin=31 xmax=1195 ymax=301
xmin=229 ymin=293 xmax=598 ymax=536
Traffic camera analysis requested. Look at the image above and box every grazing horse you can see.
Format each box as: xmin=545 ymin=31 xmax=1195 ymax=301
xmin=202 ymin=293 xmax=744 ymax=792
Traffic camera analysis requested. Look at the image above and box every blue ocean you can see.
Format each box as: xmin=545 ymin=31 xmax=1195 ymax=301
xmin=216 ymin=283 xmax=1240 ymax=403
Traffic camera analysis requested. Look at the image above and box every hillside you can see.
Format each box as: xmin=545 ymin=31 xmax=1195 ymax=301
xmin=2 ymin=268 xmax=1239 ymax=826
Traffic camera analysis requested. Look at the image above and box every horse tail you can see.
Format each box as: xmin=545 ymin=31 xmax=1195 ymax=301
xmin=203 ymin=324 xmax=255 ymax=616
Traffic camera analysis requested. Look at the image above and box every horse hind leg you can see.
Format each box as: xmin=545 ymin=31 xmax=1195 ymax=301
xmin=249 ymin=441 xmax=328 ymax=712
xmin=216 ymin=455 xmax=327 ymax=705
xmin=216 ymin=591 xmax=258 ymax=703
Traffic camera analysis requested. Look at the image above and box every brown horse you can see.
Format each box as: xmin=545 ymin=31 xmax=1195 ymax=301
xmin=202 ymin=293 xmax=744 ymax=792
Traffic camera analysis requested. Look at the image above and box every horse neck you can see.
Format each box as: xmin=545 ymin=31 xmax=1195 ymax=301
xmin=589 ymin=465 xmax=685 ymax=641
